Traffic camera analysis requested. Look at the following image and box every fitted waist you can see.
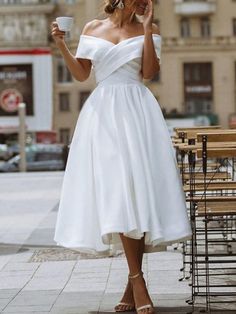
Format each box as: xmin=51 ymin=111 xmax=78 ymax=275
xmin=96 ymin=69 xmax=143 ymax=87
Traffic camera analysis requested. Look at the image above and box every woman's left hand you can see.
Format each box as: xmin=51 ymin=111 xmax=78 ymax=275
xmin=143 ymin=0 xmax=154 ymax=33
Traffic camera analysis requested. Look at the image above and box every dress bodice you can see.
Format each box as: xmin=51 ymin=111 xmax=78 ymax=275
xmin=75 ymin=34 xmax=162 ymax=85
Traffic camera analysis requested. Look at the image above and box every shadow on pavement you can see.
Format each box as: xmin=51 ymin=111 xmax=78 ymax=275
xmin=0 ymin=244 xmax=29 ymax=255
xmin=89 ymin=307 xmax=236 ymax=314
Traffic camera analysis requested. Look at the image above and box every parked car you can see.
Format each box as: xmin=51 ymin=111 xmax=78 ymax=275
xmin=0 ymin=144 xmax=68 ymax=172
xmin=0 ymin=144 xmax=11 ymax=161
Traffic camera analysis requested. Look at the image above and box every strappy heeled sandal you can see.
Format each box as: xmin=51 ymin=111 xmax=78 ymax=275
xmin=114 ymin=275 xmax=135 ymax=312
xmin=128 ymin=271 xmax=155 ymax=314
xmin=114 ymin=302 xmax=135 ymax=312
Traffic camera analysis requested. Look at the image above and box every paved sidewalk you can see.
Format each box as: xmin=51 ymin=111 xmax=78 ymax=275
xmin=0 ymin=172 xmax=234 ymax=313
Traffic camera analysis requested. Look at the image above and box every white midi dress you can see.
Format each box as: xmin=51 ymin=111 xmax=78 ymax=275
xmin=54 ymin=34 xmax=192 ymax=254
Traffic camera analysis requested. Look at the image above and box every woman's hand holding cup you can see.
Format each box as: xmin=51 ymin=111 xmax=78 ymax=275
xmin=51 ymin=21 xmax=66 ymax=46
xmin=51 ymin=17 xmax=73 ymax=46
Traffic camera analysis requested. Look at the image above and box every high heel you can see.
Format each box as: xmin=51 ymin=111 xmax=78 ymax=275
xmin=114 ymin=271 xmax=144 ymax=312
xmin=114 ymin=302 xmax=135 ymax=312
xmin=114 ymin=275 xmax=135 ymax=312
xmin=128 ymin=271 xmax=155 ymax=314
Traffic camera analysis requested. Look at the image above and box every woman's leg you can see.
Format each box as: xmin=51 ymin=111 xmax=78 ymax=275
xmin=119 ymin=233 xmax=144 ymax=275
xmin=115 ymin=235 xmax=145 ymax=311
xmin=119 ymin=233 xmax=154 ymax=313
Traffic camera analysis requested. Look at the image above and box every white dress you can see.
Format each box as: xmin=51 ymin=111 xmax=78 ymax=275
xmin=54 ymin=34 xmax=192 ymax=254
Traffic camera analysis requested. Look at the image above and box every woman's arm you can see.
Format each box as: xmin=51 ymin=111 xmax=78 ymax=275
xmin=141 ymin=0 xmax=160 ymax=80
xmin=51 ymin=21 xmax=92 ymax=82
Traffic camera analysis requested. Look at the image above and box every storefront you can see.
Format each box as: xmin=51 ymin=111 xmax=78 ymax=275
xmin=0 ymin=48 xmax=53 ymax=140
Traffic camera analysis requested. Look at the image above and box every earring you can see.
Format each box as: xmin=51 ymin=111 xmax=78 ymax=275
xmin=117 ymin=0 xmax=124 ymax=9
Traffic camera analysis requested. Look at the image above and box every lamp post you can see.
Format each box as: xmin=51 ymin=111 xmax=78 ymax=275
xmin=18 ymin=102 xmax=26 ymax=172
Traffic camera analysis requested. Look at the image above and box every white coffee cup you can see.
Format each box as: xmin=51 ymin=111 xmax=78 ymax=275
xmin=56 ymin=17 xmax=74 ymax=32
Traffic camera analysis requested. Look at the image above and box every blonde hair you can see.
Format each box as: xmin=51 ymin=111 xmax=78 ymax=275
xmin=104 ymin=0 xmax=116 ymax=14
xmin=103 ymin=0 xmax=137 ymax=14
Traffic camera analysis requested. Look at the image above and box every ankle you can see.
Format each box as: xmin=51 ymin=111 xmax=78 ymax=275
xmin=128 ymin=271 xmax=145 ymax=286
xmin=129 ymin=270 xmax=143 ymax=279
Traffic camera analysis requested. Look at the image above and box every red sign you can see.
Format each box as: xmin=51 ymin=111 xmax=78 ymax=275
xmin=0 ymin=88 xmax=23 ymax=112
xmin=0 ymin=64 xmax=33 ymax=116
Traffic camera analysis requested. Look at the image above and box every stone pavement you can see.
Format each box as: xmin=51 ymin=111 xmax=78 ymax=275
xmin=0 ymin=172 xmax=234 ymax=314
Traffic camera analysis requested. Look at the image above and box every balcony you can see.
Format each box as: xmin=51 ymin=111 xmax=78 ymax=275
xmin=0 ymin=0 xmax=55 ymax=13
xmin=174 ymin=0 xmax=216 ymax=16
xmin=0 ymin=0 xmax=51 ymax=4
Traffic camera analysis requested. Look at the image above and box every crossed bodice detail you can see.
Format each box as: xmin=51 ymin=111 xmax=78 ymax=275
xmin=75 ymin=34 xmax=162 ymax=85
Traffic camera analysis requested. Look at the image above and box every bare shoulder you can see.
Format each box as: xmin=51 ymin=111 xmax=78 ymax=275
xmin=81 ymin=19 xmax=104 ymax=35
xmin=152 ymin=23 xmax=160 ymax=35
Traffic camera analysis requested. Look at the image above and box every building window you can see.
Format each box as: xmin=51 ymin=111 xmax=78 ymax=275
xmin=233 ymin=18 xmax=236 ymax=36
xmin=57 ymin=57 xmax=72 ymax=83
xmin=65 ymin=0 xmax=76 ymax=3
xmin=59 ymin=128 xmax=70 ymax=145
xmin=201 ymin=17 xmax=211 ymax=38
xmin=79 ymin=91 xmax=91 ymax=110
xmin=180 ymin=18 xmax=191 ymax=38
xmin=59 ymin=93 xmax=70 ymax=112
xmin=235 ymin=62 xmax=236 ymax=113
xmin=184 ymin=63 xmax=213 ymax=114
xmin=151 ymin=71 xmax=161 ymax=83
xmin=153 ymin=18 xmax=160 ymax=30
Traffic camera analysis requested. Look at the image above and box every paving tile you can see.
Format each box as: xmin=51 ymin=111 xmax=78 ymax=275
xmin=2 ymin=305 xmax=52 ymax=312
xmin=0 ymin=275 xmax=32 ymax=289
xmin=2 ymin=312 xmax=49 ymax=314
xmin=148 ymin=260 xmax=183 ymax=271
xmin=9 ymin=250 xmax=34 ymax=263
xmin=52 ymin=291 xmax=102 ymax=308
xmin=0 ymin=270 xmax=36 ymax=277
xmin=22 ymin=276 xmax=69 ymax=291
xmin=64 ymin=279 xmax=107 ymax=292
xmin=2 ymin=262 xmax=40 ymax=272
xmin=0 ymin=255 xmax=16 ymax=272
xmin=51 ymin=308 xmax=98 ymax=314
xmin=0 ymin=299 xmax=11 ymax=311
xmin=0 ymin=289 xmax=20 ymax=299
xmin=71 ymin=272 xmax=109 ymax=280
xmin=6 ymin=290 xmax=60 ymax=306
xmin=33 ymin=261 xmax=76 ymax=277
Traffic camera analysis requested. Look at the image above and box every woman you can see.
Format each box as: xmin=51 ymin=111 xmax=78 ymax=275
xmin=51 ymin=0 xmax=192 ymax=313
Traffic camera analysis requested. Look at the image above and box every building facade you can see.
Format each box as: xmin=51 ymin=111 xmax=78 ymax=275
xmin=54 ymin=0 xmax=236 ymax=144
xmin=51 ymin=0 xmax=101 ymax=144
xmin=0 ymin=0 xmax=54 ymax=137
xmin=151 ymin=0 xmax=236 ymax=127
xmin=1 ymin=0 xmax=236 ymax=144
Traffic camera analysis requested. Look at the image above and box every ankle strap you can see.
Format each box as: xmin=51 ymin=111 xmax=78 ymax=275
xmin=129 ymin=271 xmax=143 ymax=279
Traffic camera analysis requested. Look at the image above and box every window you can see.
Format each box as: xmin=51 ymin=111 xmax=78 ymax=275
xmin=57 ymin=57 xmax=72 ymax=83
xmin=201 ymin=17 xmax=211 ymax=38
xmin=59 ymin=93 xmax=70 ymax=112
xmin=79 ymin=91 xmax=91 ymax=110
xmin=233 ymin=18 xmax=236 ymax=36
xmin=65 ymin=0 xmax=76 ymax=3
xmin=35 ymin=153 xmax=62 ymax=162
xmin=153 ymin=18 xmax=160 ymax=28
xmin=235 ymin=62 xmax=236 ymax=112
xmin=184 ymin=63 xmax=213 ymax=114
xmin=184 ymin=63 xmax=212 ymax=84
xmin=151 ymin=71 xmax=161 ymax=83
xmin=180 ymin=18 xmax=191 ymax=38
xmin=59 ymin=128 xmax=70 ymax=145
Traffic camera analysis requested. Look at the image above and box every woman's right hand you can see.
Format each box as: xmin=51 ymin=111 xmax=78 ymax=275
xmin=51 ymin=21 xmax=66 ymax=46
